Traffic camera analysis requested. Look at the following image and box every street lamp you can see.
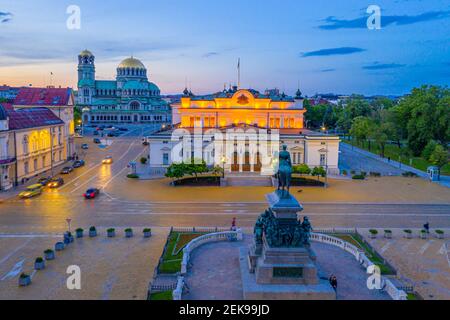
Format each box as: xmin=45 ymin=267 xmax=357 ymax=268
xmin=221 ymin=156 xmax=226 ymax=179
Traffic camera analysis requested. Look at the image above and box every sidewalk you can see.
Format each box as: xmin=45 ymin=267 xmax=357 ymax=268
xmin=341 ymin=143 xmax=449 ymax=188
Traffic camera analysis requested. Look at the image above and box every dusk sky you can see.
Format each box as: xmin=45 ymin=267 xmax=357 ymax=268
xmin=0 ymin=0 xmax=449 ymax=96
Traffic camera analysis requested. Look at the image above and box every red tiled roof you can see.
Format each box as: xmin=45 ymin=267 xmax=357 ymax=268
xmin=5 ymin=107 xmax=64 ymax=130
xmin=14 ymin=87 xmax=72 ymax=106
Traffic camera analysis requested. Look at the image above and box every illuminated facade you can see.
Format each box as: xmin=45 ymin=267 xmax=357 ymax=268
xmin=0 ymin=104 xmax=66 ymax=190
xmin=148 ymin=87 xmax=340 ymax=175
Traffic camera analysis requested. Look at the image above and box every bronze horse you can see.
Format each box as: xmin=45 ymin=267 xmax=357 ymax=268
xmin=277 ymin=145 xmax=292 ymax=197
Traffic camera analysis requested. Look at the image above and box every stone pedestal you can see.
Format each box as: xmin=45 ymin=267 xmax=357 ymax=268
xmin=242 ymin=190 xmax=336 ymax=300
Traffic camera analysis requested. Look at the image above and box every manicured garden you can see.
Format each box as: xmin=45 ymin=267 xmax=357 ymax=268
xmin=158 ymin=231 xmax=206 ymax=274
xmin=149 ymin=290 xmax=173 ymax=300
xmin=331 ymin=233 xmax=396 ymax=275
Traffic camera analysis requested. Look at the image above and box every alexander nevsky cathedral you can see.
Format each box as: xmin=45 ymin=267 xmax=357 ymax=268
xmin=77 ymin=50 xmax=171 ymax=125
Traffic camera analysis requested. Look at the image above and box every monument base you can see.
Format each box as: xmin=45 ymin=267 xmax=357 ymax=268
xmin=240 ymin=248 xmax=336 ymax=300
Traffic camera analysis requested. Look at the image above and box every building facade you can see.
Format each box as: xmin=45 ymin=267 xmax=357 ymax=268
xmin=13 ymin=87 xmax=76 ymax=159
xmin=0 ymin=104 xmax=67 ymax=190
xmin=77 ymin=50 xmax=171 ymax=125
xmin=148 ymin=88 xmax=340 ymax=175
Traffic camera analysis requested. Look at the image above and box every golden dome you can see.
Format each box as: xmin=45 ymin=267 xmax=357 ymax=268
xmin=118 ymin=57 xmax=146 ymax=69
xmin=79 ymin=49 xmax=93 ymax=57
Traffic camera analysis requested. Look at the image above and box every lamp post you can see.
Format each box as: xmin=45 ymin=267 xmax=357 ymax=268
xmin=221 ymin=156 xmax=226 ymax=179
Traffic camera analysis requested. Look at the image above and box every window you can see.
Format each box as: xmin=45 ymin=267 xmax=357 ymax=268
xmin=130 ymin=101 xmax=140 ymax=111
xmin=22 ymin=135 xmax=29 ymax=154
xmin=34 ymin=159 xmax=38 ymax=171
xmin=163 ymin=153 xmax=169 ymax=165
xmin=320 ymin=154 xmax=326 ymax=166
xmin=24 ymin=162 xmax=29 ymax=175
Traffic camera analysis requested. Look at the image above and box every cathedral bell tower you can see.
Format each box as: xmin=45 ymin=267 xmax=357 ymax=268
xmin=77 ymin=49 xmax=95 ymax=105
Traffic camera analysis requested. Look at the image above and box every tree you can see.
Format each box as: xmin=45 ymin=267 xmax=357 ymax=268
xmin=185 ymin=159 xmax=208 ymax=181
xmin=369 ymin=122 xmax=394 ymax=157
xmin=429 ymin=145 xmax=448 ymax=180
xmin=421 ymin=140 xmax=438 ymax=161
xmin=293 ymin=164 xmax=311 ymax=175
xmin=350 ymin=116 xmax=371 ymax=146
xmin=311 ymin=166 xmax=327 ymax=180
xmin=165 ymin=163 xmax=187 ymax=182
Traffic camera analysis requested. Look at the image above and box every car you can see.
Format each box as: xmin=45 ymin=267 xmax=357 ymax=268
xmin=37 ymin=176 xmax=52 ymax=186
xmin=19 ymin=184 xmax=43 ymax=198
xmin=93 ymin=138 xmax=101 ymax=144
xmin=60 ymin=166 xmax=73 ymax=174
xmin=93 ymin=130 xmax=99 ymax=136
xmin=83 ymin=188 xmax=100 ymax=199
xmin=47 ymin=177 xmax=64 ymax=188
xmin=73 ymin=160 xmax=85 ymax=168
xmin=81 ymin=144 xmax=89 ymax=149
xmin=102 ymin=156 xmax=113 ymax=164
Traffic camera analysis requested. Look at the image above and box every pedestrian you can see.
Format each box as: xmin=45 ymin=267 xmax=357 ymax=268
xmin=329 ymin=275 xmax=337 ymax=292
xmin=231 ymin=217 xmax=237 ymax=231
xmin=388 ymin=157 xmax=391 ymax=162
xmin=423 ymin=222 xmax=430 ymax=234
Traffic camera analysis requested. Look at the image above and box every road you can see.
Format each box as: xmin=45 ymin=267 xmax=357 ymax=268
xmin=1 ymin=134 xmax=449 ymax=235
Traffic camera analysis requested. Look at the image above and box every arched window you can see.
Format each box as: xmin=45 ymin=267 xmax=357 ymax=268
xmin=130 ymin=101 xmax=140 ymax=111
xmin=22 ymin=135 xmax=29 ymax=154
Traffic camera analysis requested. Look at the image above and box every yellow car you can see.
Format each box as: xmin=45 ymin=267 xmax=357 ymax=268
xmin=19 ymin=184 xmax=43 ymax=199
xmin=102 ymin=156 xmax=113 ymax=164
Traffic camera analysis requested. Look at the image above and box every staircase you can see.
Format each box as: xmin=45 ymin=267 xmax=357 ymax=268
xmin=225 ymin=173 xmax=273 ymax=187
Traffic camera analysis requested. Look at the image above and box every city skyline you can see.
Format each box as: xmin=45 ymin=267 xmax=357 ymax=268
xmin=0 ymin=0 xmax=449 ymax=96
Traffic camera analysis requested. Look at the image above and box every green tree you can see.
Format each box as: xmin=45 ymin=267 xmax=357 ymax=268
xmin=429 ymin=145 xmax=448 ymax=180
xmin=165 ymin=163 xmax=187 ymax=182
xmin=293 ymin=164 xmax=311 ymax=175
xmin=311 ymin=166 xmax=327 ymax=180
xmin=421 ymin=140 xmax=438 ymax=161
xmin=350 ymin=116 xmax=371 ymax=146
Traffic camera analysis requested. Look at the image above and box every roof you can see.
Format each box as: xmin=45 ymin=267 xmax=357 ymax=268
xmin=6 ymin=107 xmax=64 ymax=130
xmin=95 ymin=80 xmax=117 ymax=89
xmin=14 ymin=87 xmax=72 ymax=106
xmin=79 ymin=49 xmax=93 ymax=57
xmin=118 ymin=57 xmax=146 ymax=69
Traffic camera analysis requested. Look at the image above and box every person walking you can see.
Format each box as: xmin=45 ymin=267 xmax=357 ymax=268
xmin=423 ymin=222 xmax=430 ymax=234
xmin=329 ymin=275 xmax=338 ymax=292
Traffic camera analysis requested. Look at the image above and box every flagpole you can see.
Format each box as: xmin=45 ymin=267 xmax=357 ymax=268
xmin=237 ymin=58 xmax=240 ymax=89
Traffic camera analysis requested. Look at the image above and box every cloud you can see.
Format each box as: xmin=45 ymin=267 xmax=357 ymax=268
xmin=362 ymin=62 xmax=406 ymax=70
xmin=319 ymin=10 xmax=450 ymax=30
xmin=321 ymin=68 xmax=336 ymax=72
xmin=0 ymin=11 xmax=12 ymax=23
xmin=301 ymin=47 xmax=365 ymax=58
xmin=203 ymin=52 xmax=219 ymax=58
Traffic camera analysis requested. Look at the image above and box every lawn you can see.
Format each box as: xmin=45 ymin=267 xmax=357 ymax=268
xmin=158 ymin=231 xmax=206 ymax=274
xmin=150 ymin=290 xmax=173 ymax=300
xmin=330 ymin=233 xmax=396 ymax=275
xmin=342 ymin=138 xmax=450 ymax=175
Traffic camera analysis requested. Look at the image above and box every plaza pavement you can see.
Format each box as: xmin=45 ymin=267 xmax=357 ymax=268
xmin=0 ymin=227 xmax=168 ymax=300
xmin=183 ymin=234 xmax=390 ymax=300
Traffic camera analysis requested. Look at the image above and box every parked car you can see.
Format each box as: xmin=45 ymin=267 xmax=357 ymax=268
xmin=37 ymin=176 xmax=52 ymax=186
xmin=47 ymin=177 xmax=64 ymax=188
xmin=102 ymin=156 xmax=113 ymax=164
xmin=93 ymin=138 xmax=101 ymax=144
xmin=60 ymin=166 xmax=73 ymax=174
xmin=19 ymin=184 xmax=43 ymax=198
xmin=81 ymin=144 xmax=89 ymax=149
xmin=83 ymin=188 xmax=100 ymax=199
xmin=73 ymin=160 xmax=85 ymax=168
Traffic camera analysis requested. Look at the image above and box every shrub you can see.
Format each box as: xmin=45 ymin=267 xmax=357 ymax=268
xmin=20 ymin=273 xmax=29 ymax=279
xmin=403 ymin=229 xmax=412 ymax=234
xmin=384 ymin=230 xmax=392 ymax=234
xmin=107 ymin=228 xmax=115 ymax=233
xmin=127 ymin=174 xmax=139 ymax=179
xmin=35 ymin=257 xmax=44 ymax=263
xmin=369 ymin=229 xmax=378 ymax=235
xmin=435 ymin=230 xmax=444 ymax=235
xmin=342 ymin=170 xmax=348 ymax=176
xmin=76 ymin=228 xmax=83 ymax=233
xmin=44 ymin=249 xmax=53 ymax=254
xmin=140 ymin=157 xmax=148 ymax=164
xmin=293 ymin=164 xmax=311 ymax=175
xmin=89 ymin=226 xmax=96 ymax=232
xmin=125 ymin=228 xmax=132 ymax=233
xmin=352 ymin=174 xmax=365 ymax=180
xmin=143 ymin=228 xmax=151 ymax=233
xmin=361 ymin=171 xmax=367 ymax=177
xmin=420 ymin=229 xmax=426 ymax=233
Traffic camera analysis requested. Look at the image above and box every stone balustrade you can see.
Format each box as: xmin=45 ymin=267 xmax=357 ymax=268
xmin=310 ymin=232 xmax=407 ymax=300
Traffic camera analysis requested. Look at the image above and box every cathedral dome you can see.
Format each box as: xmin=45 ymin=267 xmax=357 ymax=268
xmin=118 ymin=57 xmax=146 ymax=69
xmin=79 ymin=49 xmax=93 ymax=57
